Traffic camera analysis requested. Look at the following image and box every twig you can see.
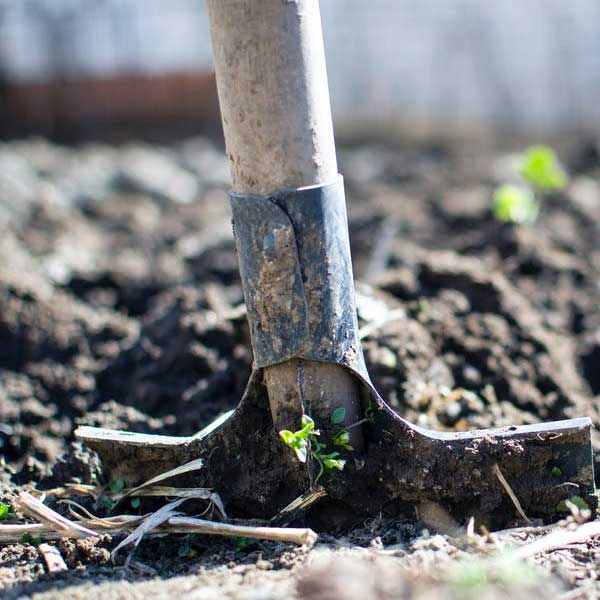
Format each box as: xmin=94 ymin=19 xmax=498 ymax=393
xmin=277 ymin=486 xmax=326 ymax=516
xmin=122 ymin=457 xmax=205 ymax=500
xmin=16 ymin=492 xmax=98 ymax=539
xmin=512 ymin=520 xmax=600 ymax=561
xmin=112 ymin=499 xmax=187 ymax=564
xmin=168 ymin=516 xmax=318 ymax=546
xmin=38 ymin=543 xmax=68 ymax=573
xmin=346 ymin=418 xmax=370 ymax=431
xmin=0 ymin=509 xmax=318 ymax=547
xmin=493 ymin=463 xmax=532 ymax=525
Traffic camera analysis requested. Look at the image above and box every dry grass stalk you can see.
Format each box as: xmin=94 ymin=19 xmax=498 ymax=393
xmin=112 ymin=498 xmax=187 ymax=563
xmin=512 ymin=520 xmax=600 ymax=560
xmin=493 ymin=463 xmax=532 ymax=525
xmin=168 ymin=516 xmax=318 ymax=546
xmin=123 ymin=457 xmax=205 ymax=499
xmin=16 ymin=492 xmax=98 ymax=539
xmin=277 ymin=486 xmax=327 ymax=516
xmin=1 ymin=499 xmax=318 ymax=548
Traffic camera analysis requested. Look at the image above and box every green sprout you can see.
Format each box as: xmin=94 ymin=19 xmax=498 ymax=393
xmin=279 ymin=413 xmax=346 ymax=483
xmin=0 ymin=502 xmax=12 ymax=520
xmin=492 ymin=145 xmax=568 ymax=225
xmin=130 ymin=497 xmax=141 ymax=509
xmin=234 ymin=536 xmax=257 ymax=555
xmin=279 ymin=415 xmax=315 ymax=463
xmin=332 ymin=430 xmax=353 ymax=451
xmin=492 ymin=185 xmax=539 ymax=225
xmin=557 ymin=495 xmax=590 ymax=513
xmin=101 ymin=496 xmax=115 ymax=512
xmin=330 ymin=407 xmax=346 ymax=425
xmin=109 ymin=478 xmax=125 ymax=494
xmin=519 ymin=145 xmax=568 ymax=191
xmin=551 ymin=466 xmax=562 ymax=478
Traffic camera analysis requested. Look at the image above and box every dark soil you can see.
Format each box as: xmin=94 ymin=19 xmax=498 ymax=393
xmin=1 ymin=136 xmax=600 ymax=598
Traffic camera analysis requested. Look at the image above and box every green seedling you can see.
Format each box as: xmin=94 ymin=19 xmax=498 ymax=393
xmin=492 ymin=145 xmax=568 ymax=225
xmin=234 ymin=536 xmax=257 ymax=555
xmin=279 ymin=413 xmax=346 ymax=483
xmin=332 ymin=429 xmax=353 ymax=451
xmin=330 ymin=407 xmax=345 ymax=425
xmin=557 ymin=495 xmax=590 ymax=513
xmin=101 ymin=496 xmax=115 ymax=512
xmin=520 ymin=145 xmax=568 ymax=191
xmin=279 ymin=415 xmax=315 ymax=463
xmin=0 ymin=502 xmax=12 ymax=520
xmin=109 ymin=478 xmax=125 ymax=494
xmin=492 ymin=185 xmax=539 ymax=225
xmin=551 ymin=466 xmax=562 ymax=478
xmin=21 ymin=532 xmax=41 ymax=546
xmin=130 ymin=497 xmax=141 ymax=509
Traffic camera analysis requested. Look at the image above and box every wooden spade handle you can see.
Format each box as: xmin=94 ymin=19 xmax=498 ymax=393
xmin=207 ymin=0 xmax=362 ymax=444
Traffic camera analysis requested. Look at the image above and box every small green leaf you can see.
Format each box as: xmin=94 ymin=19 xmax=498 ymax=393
xmin=235 ymin=537 xmax=257 ymax=554
xmin=0 ymin=503 xmax=11 ymax=520
xmin=294 ymin=444 xmax=308 ymax=463
xmin=492 ymin=184 xmax=539 ymax=225
xmin=557 ymin=495 xmax=590 ymax=513
xmin=130 ymin=497 xmax=141 ymax=509
xmin=279 ymin=430 xmax=296 ymax=447
xmin=101 ymin=496 xmax=115 ymax=512
xmin=21 ymin=532 xmax=41 ymax=546
xmin=323 ymin=458 xmax=346 ymax=471
xmin=109 ymin=478 xmax=125 ymax=494
xmin=332 ymin=430 xmax=353 ymax=451
xmin=520 ymin=145 xmax=568 ymax=191
xmin=331 ymin=407 xmax=346 ymax=425
xmin=297 ymin=415 xmax=315 ymax=439
xmin=551 ymin=467 xmax=562 ymax=478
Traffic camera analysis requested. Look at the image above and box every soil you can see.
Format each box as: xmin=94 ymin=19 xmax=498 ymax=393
xmin=1 ymin=135 xmax=600 ymax=598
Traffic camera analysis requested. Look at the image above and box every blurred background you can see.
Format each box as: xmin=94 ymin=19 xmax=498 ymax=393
xmin=1 ymin=0 xmax=600 ymax=141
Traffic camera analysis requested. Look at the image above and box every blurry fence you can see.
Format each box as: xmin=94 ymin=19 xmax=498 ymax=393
xmin=1 ymin=0 xmax=600 ymax=138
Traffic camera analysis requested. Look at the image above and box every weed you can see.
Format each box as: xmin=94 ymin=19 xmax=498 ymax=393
xmin=101 ymin=496 xmax=115 ymax=512
xmin=0 ymin=502 xmax=12 ymax=520
xmin=279 ymin=415 xmax=315 ymax=463
xmin=109 ymin=478 xmax=125 ymax=494
xmin=492 ymin=145 xmax=567 ymax=225
xmin=234 ymin=536 xmax=257 ymax=555
xmin=279 ymin=413 xmax=346 ymax=483
xmin=332 ymin=429 xmax=353 ymax=451
xmin=330 ymin=407 xmax=345 ymax=424
xmin=557 ymin=495 xmax=590 ymax=513
xmin=520 ymin=145 xmax=568 ymax=191
xmin=492 ymin=185 xmax=539 ymax=225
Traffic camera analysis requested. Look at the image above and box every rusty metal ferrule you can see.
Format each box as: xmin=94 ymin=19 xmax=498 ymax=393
xmin=230 ymin=175 xmax=370 ymax=381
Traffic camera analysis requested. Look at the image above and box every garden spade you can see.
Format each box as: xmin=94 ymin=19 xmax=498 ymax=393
xmin=77 ymin=0 xmax=596 ymax=524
